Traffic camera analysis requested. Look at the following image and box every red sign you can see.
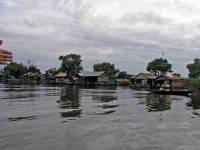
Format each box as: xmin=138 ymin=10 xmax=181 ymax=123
xmin=0 ymin=40 xmax=13 ymax=65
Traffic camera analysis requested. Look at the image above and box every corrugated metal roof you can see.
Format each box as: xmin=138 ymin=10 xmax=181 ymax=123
xmin=156 ymin=75 xmax=182 ymax=81
xmin=166 ymin=75 xmax=181 ymax=80
xmin=79 ymin=71 xmax=104 ymax=77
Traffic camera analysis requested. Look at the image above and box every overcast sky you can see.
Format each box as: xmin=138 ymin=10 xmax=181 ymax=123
xmin=1 ymin=0 xmax=200 ymax=76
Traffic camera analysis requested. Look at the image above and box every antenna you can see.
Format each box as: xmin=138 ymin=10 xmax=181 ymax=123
xmin=161 ymin=52 xmax=165 ymax=58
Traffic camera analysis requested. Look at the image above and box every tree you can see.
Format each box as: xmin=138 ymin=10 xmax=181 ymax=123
xmin=93 ymin=62 xmax=119 ymax=77
xmin=24 ymin=59 xmax=40 ymax=73
xmin=117 ymin=71 xmax=130 ymax=79
xmin=59 ymin=54 xmax=83 ymax=81
xmin=3 ymin=62 xmax=28 ymax=79
xmin=45 ymin=68 xmax=58 ymax=76
xmin=45 ymin=68 xmax=58 ymax=79
xmin=187 ymin=58 xmax=200 ymax=78
xmin=26 ymin=59 xmax=35 ymax=69
xmin=28 ymin=65 xmax=40 ymax=73
xmin=146 ymin=58 xmax=172 ymax=76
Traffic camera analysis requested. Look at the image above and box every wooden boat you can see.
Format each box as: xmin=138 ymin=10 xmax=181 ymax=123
xmin=152 ymin=90 xmax=193 ymax=96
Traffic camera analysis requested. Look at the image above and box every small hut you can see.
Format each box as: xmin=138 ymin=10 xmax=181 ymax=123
xmin=55 ymin=72 xmax=69 ymax=84
xmin=79 ymin=71 xmax=105 ymax=85
xmin=155 ymin=74 xmax=185 ymax=89
xmin=117 ymin=79 xmax=131 ymax=86
xmin=131 ymin=73 xmax=157 ymax=88
xmin=79 ymin=71 xmax=117 ymax=86
xmin=23 ymin=72 xmax=42 ymax=83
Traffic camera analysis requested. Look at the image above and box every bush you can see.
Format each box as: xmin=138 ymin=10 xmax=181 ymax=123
xmin=186 ymin=78 xmax=200 ymax=91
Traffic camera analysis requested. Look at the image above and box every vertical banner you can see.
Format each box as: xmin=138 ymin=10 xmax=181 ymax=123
xmin=0 ymin=40 xmax=13 ymax=65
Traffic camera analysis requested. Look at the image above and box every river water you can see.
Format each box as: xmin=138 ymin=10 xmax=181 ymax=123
xmin=0 ymin=84 xmax=200 ymax=150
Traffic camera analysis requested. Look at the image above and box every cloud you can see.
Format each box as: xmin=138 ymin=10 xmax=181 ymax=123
xmin=1 ymin=0 xmax=200 ymax=76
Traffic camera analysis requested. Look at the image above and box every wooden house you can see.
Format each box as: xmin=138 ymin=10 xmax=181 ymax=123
xmin=117 ymin=79 xmax=131 ymax=86
xmin=55 ymin=72 xmax=70 ymax=84
xmin=23 ymin=72 xmax=42 ymax=84
xmin=155 ymin=74 xmax=185 ymax=89
xmin=79 ymin=71 xmax=117 ymax=86
xmin=79 ymin=71 xmax=106 ymax=85
xmin=131 ymin=73 xmax=157 ymax=88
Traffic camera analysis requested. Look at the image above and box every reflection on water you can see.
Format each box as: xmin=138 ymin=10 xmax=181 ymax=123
xmin=59 ymin=86 xmax=81 ymax=118
xmin=90 ymin=87 xmax=118 ymax=115
xmin=2 ymin=85 xmax=37 ymax=100
xmin=186 ymin=92 xmax=200 ymax=118
xmin=93 ymin=95 xmax=117 ymax=103
xmin=60 ymin=110 xmax=82 ymax=118
xmin=60 ymin=86 xmax=80 ymax=109
xmin=146 ymin=94 xmax=172 ymax=112
xmin=96 ymin=110 xmax=116 ymax=115
xmin=1 ymin=84 xmax=200 ymax=150
xmin=59 ymin=86 xmax=119 ymax=118
xmin=186 ymin=92 xmax=200 ymax=110
xmin=79 ymin=85 xmax=117 ymax=90
xmin=99 ymin=104 xmax=119 ymax=109
xmin=136 ymin=92 xmax=172 ymax=112
xmin=8 ymin=115 xmax=37 ymax=122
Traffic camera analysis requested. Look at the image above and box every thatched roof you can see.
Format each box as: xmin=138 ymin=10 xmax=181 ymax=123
xmin=133 ymin=73 xmax=157 ymax=80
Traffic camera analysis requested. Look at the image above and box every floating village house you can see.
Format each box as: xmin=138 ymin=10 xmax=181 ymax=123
xmin=55 ymin=72 xmax=69 ymax=84
xmin=131 ymin=73 xmax=157 ymax=88
xmin=155 ymin=74 xmax=185 ymax=89
xmin=117 ymin=79 xmax=131 ymax=86
xmin=79 ymin=71 xmax=117 ymax=86
xmin=23 ymin=72 xmax=42 ymax=84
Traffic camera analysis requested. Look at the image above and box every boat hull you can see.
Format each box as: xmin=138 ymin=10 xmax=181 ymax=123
xmin=153 ymin=90 xmax=193 ymax=96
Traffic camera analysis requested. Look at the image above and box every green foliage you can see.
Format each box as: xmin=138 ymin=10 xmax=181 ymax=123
xmin=28 ymin=65 xmax=40 ymax=73
xmin=186 ymin=78 xmax=200 ymax=85
xmin=186 ymin=58 xmax=200 ymax=78
xmin=185 ymin=78 xmax=200 ymax=91
xmin=45 ymin=68 xmax=58 ymax=78
xmin=146 ymin=58 xmax=172 ymax=76
xmin=117 ymin=71 xmax=129 ymax=79
xmin=59 ymin=54 xmax=83 ymax=81
xmin=45 ymin=68 xmax=58 ymax=76
xmin=93 ymin=62 xmax=119 ymax=77
xmin=3 ymin=62 xmax=28 ymax=79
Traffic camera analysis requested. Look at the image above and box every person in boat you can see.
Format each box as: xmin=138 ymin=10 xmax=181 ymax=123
xmin=0 ymin=40 xmax=13 ymax=65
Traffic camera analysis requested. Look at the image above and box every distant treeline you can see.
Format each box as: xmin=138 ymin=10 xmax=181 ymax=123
xmin=1 ymin=54 xmax=200 ymax=86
